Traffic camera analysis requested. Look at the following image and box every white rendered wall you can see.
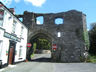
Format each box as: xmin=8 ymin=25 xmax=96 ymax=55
xmin=3 ymin=10 xmax=13 ymax=33
xmin=0 ymin=29 xmax=4 ymax=60
xmin=0 ymin=29 xmax=9 ymax=64
xmin=0 ymin=6 xmax=28 ymax=64
xmin=14 ymin=25 xmax=28 ymax=62
xmin=1 ymin=38 xmax=9 ymax=64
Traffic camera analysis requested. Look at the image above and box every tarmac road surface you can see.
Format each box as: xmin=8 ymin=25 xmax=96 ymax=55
xmin=1 ymin=54 xmax=96 ymax=72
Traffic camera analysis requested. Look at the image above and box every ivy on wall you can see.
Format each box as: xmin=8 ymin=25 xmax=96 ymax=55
xmin=83 ymin=30 xmax=90 ymax=49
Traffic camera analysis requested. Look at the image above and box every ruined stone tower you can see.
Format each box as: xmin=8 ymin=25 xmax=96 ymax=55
xmin=18 ymin=10 xmax=88 ymax=62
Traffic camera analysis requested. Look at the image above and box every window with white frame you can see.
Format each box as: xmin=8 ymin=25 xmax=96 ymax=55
xmin=8 ymin=15 xmax=12 ymax=20
xmin=0 ymin=8 xmax=4 ymax=27
xmin=0 ymin=40 xmax=3 ymax=60
xmin=19 ymin=46 xmax=22 ymax=58
xmin=12 ymin=20 xmax=17 ymax=33
xmin=20 ymin=26 xmax=24 ymax=37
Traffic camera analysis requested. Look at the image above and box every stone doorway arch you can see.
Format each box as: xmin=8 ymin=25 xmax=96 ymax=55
xmin=26 ymin=30 xmax=56 ymax=61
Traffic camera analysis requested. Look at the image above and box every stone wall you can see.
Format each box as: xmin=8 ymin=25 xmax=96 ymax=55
xmin=18 ymin=10 xmax=87 ymax=62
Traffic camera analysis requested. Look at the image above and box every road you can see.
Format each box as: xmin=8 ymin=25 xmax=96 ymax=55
xmin=0 ymin=53 xmax=96 ymax=72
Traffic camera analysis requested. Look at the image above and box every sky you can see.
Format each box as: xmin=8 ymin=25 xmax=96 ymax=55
xmin=0 ymin=0 xmax=96 ymax=30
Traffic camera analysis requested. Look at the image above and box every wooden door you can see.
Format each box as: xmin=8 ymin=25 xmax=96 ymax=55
xmin=8 ymin=47 xmax=14 ymax=64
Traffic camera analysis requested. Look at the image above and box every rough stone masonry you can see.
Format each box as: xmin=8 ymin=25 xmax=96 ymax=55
xmin=17 ymin=10 xmax=88 ymax=62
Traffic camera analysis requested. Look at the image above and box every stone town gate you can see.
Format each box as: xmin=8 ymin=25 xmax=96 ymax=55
xmin=17 ymin=10 xmax=88 ymax=62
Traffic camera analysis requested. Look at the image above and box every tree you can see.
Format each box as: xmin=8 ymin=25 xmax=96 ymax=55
xmin=37 ymin=38 xmax=51 ymax=50
xmin=89 ymin=23 xmax=96 ymax=55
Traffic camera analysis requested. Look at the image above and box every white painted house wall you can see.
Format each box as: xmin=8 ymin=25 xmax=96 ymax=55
xmin=3 ymin=10 xmax=13 ymax=33
xmin=14 ymin=20 xmax=28 ymax=62
xmin=0 ymin=28 xmax=4 ymax=61
xmin=0 ymin=3 xmax=28 ymax=65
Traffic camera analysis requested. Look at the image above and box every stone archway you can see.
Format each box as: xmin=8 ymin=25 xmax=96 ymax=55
xmin=26 ymin=30 xmax=56 ymax=61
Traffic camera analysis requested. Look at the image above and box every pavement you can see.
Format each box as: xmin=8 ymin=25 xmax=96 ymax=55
xmin=0 ymin=53 xmax=96 ymax=72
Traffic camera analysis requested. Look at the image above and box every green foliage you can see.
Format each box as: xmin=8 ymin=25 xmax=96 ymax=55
xmin=86 ymin=55 xmax=96 ymax=63
xmin=37 ymin=38 xmax=51 ymax=50
xmin=33 ymin=43 xmax=37 ymax=53
xmin=30 ymin=43 xmax=36 ymax=58
xmin=90 ymin=56 xmax=96 ymax=63
xmin=89 ymin=23 xmax=96 ymax=55
xmin=80 ymin=54 xmax=96 ymax=63
xmin=90 ymin=22 xmax=96 ymax=30
xmin=83 ymin=30 xmax=90 ymax=49
xmin=30 ymin=53 xmax=34 ymax=58
xmin=80 ymin=56 xmax=85 ymax=62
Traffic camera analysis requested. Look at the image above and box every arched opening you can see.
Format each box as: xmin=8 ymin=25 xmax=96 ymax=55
xmin=27 ymin=33 xmax=52 ymax=62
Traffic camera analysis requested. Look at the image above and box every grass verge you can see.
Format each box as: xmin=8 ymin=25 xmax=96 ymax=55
xmin=87 ymin=55 xmax=96 ymax=63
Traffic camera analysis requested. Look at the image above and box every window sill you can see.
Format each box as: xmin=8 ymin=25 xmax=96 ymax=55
xmin=18 ymin=58 xmax=22 ymax=60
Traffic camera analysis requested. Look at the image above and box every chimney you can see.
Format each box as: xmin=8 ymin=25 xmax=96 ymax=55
xmin=0 ymin=3 xmax=4 ymax=7
xmin=9 ymin=8 xmax=15 ymax=14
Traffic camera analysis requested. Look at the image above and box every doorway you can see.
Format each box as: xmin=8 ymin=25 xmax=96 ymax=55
xmin=8 ymin=40 xmax=16 ymax=64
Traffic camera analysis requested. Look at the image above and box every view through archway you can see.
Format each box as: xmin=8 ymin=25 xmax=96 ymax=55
xmin=27 ymin=33 xmax=52 ymax=62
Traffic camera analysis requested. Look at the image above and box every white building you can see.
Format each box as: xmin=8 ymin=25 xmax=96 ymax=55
xmin=0 ymin=2 xmax=28 ymax=67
